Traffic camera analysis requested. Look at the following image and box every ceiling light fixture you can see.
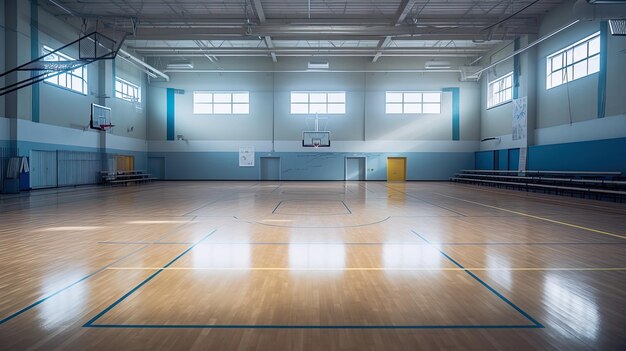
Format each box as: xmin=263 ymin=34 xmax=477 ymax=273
xmin=307 ymin=61 xmax=330 ymax=70
xmin=425 ymin=61 xmax=452 ymax=70
xmin=166 ymin=60 xmax=194 ymax=69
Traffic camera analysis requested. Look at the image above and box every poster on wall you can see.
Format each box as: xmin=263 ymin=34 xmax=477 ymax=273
xmin=239 ymin=147 xmax=255 ymax=167
xmin=512 ymin=96 xmax=528 ymax=141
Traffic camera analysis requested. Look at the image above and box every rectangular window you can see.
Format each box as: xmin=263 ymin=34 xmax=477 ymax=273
xmin=115 ymin=77 xmax=141 ymax=102
xmin=546 ymin=32 xmax=600 ymax=89
xmin=42 ymin=45 xmax=87 ymax=95
xmin=290 ymin=91 xmax=346 ymax=114
xmin=385 ymin=91 xmax=441 ymax=114
xmin=487 ymin=72 xmax=513 ymax=108
xmin=193 ymin=91 xmax=249 ymax=114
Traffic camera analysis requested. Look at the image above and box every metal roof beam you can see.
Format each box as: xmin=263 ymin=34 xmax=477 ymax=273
xmin=372 ymin=36 xmax=392 ymax=63
xmin=265 ymin=36 xmax=277 ymax=62
xmin=394 ymin=0 xmax=418 ymax=24
xmin=250 ymin=0 xmax=266 ymax=23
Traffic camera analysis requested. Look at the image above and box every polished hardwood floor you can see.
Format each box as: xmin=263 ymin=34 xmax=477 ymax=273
xmin=0 ymin=181 xmax=625 ymax=350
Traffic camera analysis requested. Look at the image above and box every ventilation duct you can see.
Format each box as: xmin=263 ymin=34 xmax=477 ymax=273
xmin=609 ymin=19 xmax=626 ymax=35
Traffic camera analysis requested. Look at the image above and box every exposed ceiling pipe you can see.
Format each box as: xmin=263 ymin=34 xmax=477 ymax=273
xmin=474 ymin=20 xmax=580 ymax=76
xmin=119 ymin=55 xmax=158 ymax=78
xmin=48 ymin=0 xmax=76 ymax=16
xmin=574 ymin=0 xmax=626 ymax=20
xmin=163 ymin=69 xmax=462 ymax=73
xmin=118 ymin=48 xmax=170 ymax=81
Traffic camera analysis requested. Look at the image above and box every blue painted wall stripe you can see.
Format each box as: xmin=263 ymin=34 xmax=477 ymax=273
xmin=442 ymin=87 xmax=460 ymax=141
xmin=111 ymin=59 xmax=116 ymax=97
xmin=513 ymin=37 xmax=520 ymax=100
xmin=166 ymin=88 xmax=176 ymax=141
xmin=475 ymin=137 xmax=626 ymax=173
xmin=598 ymin=22 xmax=608 ymax=119
xmin=30 ymin=0 xmax=39 ymax=123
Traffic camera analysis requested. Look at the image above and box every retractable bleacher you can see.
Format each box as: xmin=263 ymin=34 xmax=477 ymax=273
xmin=450 ymin=170 xmax=626 ymax=201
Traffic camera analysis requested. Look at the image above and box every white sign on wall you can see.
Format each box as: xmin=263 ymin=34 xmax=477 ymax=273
xmin=512 ymin=96 xmax=528 ymax=141
xmin=239 ymin=147 xmax=255 ymax=167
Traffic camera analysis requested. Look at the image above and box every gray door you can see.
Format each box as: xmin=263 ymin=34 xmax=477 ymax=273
xmin=148 ymin=157 xmax=165 ymax=179
xmin=30 ymin=150 xmax=58 ymax=189
xmin=345 ymin=157 xmax=365 ymax=181
xmin=260 ymin=157 xmax=280 ymax=181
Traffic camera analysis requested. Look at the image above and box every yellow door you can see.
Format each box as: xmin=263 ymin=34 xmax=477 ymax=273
xmin=116 ymin=155 xmax=135 ymax=172
xmin=387 ymin=157 xmax=406 ymax=181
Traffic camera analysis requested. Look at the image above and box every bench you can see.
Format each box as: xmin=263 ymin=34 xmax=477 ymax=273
xmin=101 ymin=170 xmax=156 ymax=186
xmin=450 ymin=170 xmax=626 ymax=201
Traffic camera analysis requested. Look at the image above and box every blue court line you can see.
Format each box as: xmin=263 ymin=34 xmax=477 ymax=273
xmin=85 ymin=229 xmax=542 ymax=330
xmin=411 ymin=230 xmax=544 ymax=328
xmin=271 ymin=201 xmax=283 ymax=214
xmin=341 ymin=201 xmax=353 ymax=215
xmin=0 ymin=244 xmax=149 ymax=325
xmin=84 ymin=230 xmax=217 ymax=327
xmin=0 ymin=222 xmax=206 ymax=325
xmin=86 ymin=324 xmax=540 ymax=330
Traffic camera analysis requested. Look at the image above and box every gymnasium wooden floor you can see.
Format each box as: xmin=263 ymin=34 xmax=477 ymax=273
xmin=0 ymin=181 xmax=625 ymax=350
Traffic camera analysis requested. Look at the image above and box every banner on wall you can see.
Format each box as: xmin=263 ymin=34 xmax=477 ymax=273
xmin=512 ymin=96 xmax=528 ymax=141
xmin=239 ymin=147 xmax=255 ymax=167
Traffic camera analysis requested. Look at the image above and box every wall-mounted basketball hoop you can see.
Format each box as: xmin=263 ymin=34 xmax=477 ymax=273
xmin=303 ymin=114 xmax=331 ymax=148
xmin=90 ymin=103 xmax=115 ymax=131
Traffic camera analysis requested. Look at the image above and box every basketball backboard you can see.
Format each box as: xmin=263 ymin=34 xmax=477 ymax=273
xmin=90 ymin=103 xmax=112 ymax=130
xmin=302 ymin=131 xmax=331 ymax=148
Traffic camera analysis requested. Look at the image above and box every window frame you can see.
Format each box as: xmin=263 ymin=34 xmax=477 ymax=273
xmin=115 ymin=77 xmax=141 ymax=103
xmin=41 ymin=45 xmax=88 ymax=95
xmin=290 ymin=91 xmax=346 ymax=115
xmin=546 ymin=31 xmax=600 ymax=90
xmin=192 ymin=91 xmax=250 ymax=115
xmin=487 ymin=72 xmax=513 ymax=109
xmin=385 ymin=91 xmax=442 ymax=115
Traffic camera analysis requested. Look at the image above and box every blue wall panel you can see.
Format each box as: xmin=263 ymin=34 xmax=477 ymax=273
xmin=508 ymin=148 xmax=520 ymax=171
xmin=474 ymin=151 xmax=494 ymax=170
xmin=148 ymin=151 xmax=474 ymax=180
xmin=498 ymin=150 xmax=509 ymax=170
xmin=527 ymin=137 xmax=626 ymax=173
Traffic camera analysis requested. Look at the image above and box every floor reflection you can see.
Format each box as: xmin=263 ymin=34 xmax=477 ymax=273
xmin=487 ymin=252 xmax=512 ymax=290
xmin=289 ymin=243 xmax=345 ymax=271
xmin=383 ymin=243 xmax=442 ymax=269
xmin=192 ymin=244 xmax=251 ymax=268
xmin=544 ymin=274 xmax=599 ymax=341
xmin=40 ymin=273 xmax=87 ymax=329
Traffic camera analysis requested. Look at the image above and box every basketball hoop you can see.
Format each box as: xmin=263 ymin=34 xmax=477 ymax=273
xmin=99 ymin=124 xmax=115 ymax=132
xmin=312 ymin=139 xmax=321 ymax=148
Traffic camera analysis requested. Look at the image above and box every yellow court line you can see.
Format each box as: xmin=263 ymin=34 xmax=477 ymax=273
xmin=106 ymin=267 xmax=626 ymax=271
xmin=434 ymin=192 xmax=626 ymax=240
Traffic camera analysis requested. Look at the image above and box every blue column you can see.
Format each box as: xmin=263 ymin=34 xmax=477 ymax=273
xmin=30 ymin=0 xmax=39 ymax=123
xmin=598 ymin=22 xmax=608 ymax=118
xmin=166 ymin=88 xmax=175 ymax=140
xmin=111 ymin=59 xmax=116 ymax=97
xmin=443 ymin=87 xmax=460 ymax=141
xmin=513 ymin=37 xmax=520 ymax=100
